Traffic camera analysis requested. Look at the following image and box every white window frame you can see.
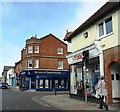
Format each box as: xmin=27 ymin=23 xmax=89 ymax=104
xmin=34 ymin=46 xmax=39 ymax=53
xmin=57 ymin=47 xmax=63 ymax=54
xmin=34 ymin=59 xmax=39 ymax=68
xmin=98 ymin=16 xmax=113 ymax=39
xmin=28 ymin=46 xmax=33 ymax=53
xmin=27 ymin=59 xmax=32 ymax=68
xmin=58 ymin=60 xmax=63 ymax=69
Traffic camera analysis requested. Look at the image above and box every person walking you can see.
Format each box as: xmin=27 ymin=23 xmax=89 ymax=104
xmin=97 ymin=75 xmax=108 ymax=110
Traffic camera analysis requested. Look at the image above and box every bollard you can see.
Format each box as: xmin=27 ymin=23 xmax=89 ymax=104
xmin=55 ymin=90 xmax=57 ymax=95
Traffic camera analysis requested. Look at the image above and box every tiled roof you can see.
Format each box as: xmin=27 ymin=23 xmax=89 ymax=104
xmin=64 ymin=31 xmax=73 ymax=41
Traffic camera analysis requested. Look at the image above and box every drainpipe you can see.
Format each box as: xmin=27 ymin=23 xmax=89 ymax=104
xmin=94 ymin=40 xmax=104 ymax=76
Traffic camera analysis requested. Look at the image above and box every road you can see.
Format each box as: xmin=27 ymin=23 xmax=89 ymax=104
xmin=1 ymin=88 xmax=61 ymax=111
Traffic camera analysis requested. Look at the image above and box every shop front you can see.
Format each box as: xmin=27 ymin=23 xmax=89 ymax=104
xmin=67 ymin=43 xmax=102 ymax=102
xmin=19 ymin=69 xmax=69 ymax=91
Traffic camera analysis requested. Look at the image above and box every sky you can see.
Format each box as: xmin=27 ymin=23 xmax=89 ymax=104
xmin=0 ymin=0 xmax=108 ymax=76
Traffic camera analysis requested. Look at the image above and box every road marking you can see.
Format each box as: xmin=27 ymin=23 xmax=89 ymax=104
xmin=32 ymin=97 xmax=51 ymax=108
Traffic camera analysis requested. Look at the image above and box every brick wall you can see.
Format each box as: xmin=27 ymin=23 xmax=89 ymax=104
xmin=19 ymin=34 xmax=69 ymax=70
xmin=104 ymin=45 xmax=120 ymax=103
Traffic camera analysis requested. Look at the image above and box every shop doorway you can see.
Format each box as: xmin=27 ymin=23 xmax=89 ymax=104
xmin=29 ymin=77 xmax=36 ymax=89
xmin=111 ymin=62 xmax=120 ymax=98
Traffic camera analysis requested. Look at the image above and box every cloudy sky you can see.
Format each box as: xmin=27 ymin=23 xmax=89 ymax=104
xmin=0 ymin=0 xmax=108 ymax=76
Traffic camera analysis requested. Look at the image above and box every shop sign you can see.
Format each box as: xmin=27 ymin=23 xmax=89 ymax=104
xmin=72 ymin=53 xmax=83 ymax=63
xmin=34 ymin=71 xmax=61 ymax=74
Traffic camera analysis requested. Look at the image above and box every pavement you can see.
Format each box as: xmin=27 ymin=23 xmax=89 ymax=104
xmin=13 ymin=87 xmax=119 ymax=111
xmin=34 ymin=91 xmax=119 ymax=111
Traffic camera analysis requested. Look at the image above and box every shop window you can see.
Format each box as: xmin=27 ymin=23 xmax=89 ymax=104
xmin=55 ymin=80 xmax=58 ymax=88
xmin=45 ymin=79 xmax=49 ymax=88
xmin=111 ymin=74 xmax=114 ymax=80
xmin=116 ymin=74 xmax=120 ymax=80
xmin=39 ymin=79 xmax=43 ymax=88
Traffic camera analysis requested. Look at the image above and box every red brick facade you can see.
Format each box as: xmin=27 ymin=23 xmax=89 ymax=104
xmin=15 ymin=34 xmax=69 ymax=73
xmin=104 ymin=45 xmax=120 ymax=103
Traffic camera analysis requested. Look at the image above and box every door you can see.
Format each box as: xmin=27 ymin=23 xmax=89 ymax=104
xmin=29 ymin=77 xmax=36 ymax=89
xmin=111 ymin=62 xmax=120 ymax=98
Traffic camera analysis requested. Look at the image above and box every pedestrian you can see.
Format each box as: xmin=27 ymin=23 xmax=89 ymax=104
xmin=97 ymin=75 xmax=108 ymax=110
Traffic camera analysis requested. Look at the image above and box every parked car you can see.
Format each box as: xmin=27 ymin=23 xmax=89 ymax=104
xmin=0 ymin=82 xmax=9 ymax=89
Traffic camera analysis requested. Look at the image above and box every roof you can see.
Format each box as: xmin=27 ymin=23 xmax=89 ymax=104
xmin=64 ymin=31 xmax=73 ymax=41
xmin=3 ymin=66 xmax=14 ymax=71
xmin=40 ymin=33 xmax=67 ymax=45
xmin=65 ymin=2 xmax=120 ymax=41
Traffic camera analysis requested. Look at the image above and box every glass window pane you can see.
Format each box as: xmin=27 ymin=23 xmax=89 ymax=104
xmin=116 ymin=74 xmax=120 ymax=80
xmin=99 ymin=22 xmax=104 ymax=37
xmin=28 ymin=46 xmax=33 ymax=53
xmin=58 ymin=60 xmax=63 ymax=69
xmin=34 ymin=60 xmax=39 ymax=68
xmin=111 ymin=74 xmax=114 ymax=80
xmin=105 ymin=17 xmax=112 ymax=34
xmin=34 ymin=46 xmax=39 ymax=53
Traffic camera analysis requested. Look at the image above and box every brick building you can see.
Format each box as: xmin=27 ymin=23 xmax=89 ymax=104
xmin=15 ymin=34 xmax=69 ymax=91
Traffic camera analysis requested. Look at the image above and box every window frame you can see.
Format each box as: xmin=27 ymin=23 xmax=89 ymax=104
xmin=27 ymin=59 xmax=32 ymax=68
xmin=57 ymin=47 xmax=63 ymax=54
xmin=28 ymin=46 xmax=33 ymax=53
xmin=34 ymin=59 xmax=39 ymax=68
xmin=34 ymin=46 xmax=39 ymax=53
xmin=98 ymin=16 xmax=113 ymax=38
xmin=58 ymin=60 xmax=63 ymax=69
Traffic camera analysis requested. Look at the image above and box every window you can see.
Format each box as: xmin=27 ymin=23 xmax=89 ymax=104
xmin=98 ymin=17 xmax=113 ymax=37
xmin=34 ymin=59 xmax=39 ymax=68
xmin=111 ymin=74 xmax=114 ymax=80
xmin=34 ymin=46 xmax=39 ymax=53
xmin=57 ymin=48 xmax=63 ymax=54
xmin=28 ymin=46 xmax=33 ymax=53
xmin=27 ymin=59 xmax=32 ymax=68
xmin=58 ymin=60 xmax=63 ymax=69
xmin=116 ymin=74 xmax=120 ymax=80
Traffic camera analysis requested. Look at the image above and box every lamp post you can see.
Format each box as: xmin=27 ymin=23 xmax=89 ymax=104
xmin=83 ymin=50 xmax=89 ymax=103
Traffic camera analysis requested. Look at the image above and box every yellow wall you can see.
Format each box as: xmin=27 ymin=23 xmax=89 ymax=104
xmin=72 ymin=25 xmax=97 ymax=52
xmin=101 ymin=10 xmax=119 ymax=51
xmin=71 ymin=10 xmax=119 ymax=52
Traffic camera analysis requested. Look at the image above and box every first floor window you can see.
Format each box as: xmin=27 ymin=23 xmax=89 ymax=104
xmin=34 ymin=59 xmax=39 ymax=68
xmin=58 ymin=60 xmax=63 ymax=69
xmin=98 ymin=16 xmax=113 ymax=37
xmin=27 ymin=59 xmax=32 ymax=68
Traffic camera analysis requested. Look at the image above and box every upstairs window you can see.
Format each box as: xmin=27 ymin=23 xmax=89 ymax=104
xmin=58 ymin=60 xmax=63 ymax=69
xmin=98 ymin=17 xmax=113 ymax=37
xmin=57 ymin=47 xmax=63 ymax=54
xmin=27 ymin=59 xmax=32 ymax=68
xmin=34 ymin=59 xmax=39 ymax=68
xmin=28 ymin=46 xmax=33 ymax=53
xmin=34 ymin=46 xmax=39 ymax=53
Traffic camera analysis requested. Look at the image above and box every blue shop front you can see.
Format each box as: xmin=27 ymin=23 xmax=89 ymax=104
xmin=19 ymin=69 xmax=70 ymax=91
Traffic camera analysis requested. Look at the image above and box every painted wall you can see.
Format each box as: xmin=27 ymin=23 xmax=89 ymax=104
xmin=101 ymin=10 xmax=120 ymax=51
xmin=71 ymin=10 xmax=119 ymax=52
xmin=72 ymin=25 xmax=97 ymax=52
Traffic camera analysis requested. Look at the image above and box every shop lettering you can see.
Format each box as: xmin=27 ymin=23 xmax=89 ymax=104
xmin=34 ymin=71 xmax=61 ymax=74
xmin=73 ymin=53 xmax=83 ymax=62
